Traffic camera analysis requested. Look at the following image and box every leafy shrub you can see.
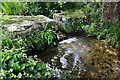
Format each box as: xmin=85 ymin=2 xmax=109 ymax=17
xmin=1 ymin=2 xmax=64 ymax=17
xmin=82 ymin=2 xmax=102 ymax=23
xmin=62 ymin=18 xmax=82 ymax=33
xmin=0 ymin=24 xmax=56 ymax=79
xmin=82 ymin=21 xmax=120 ymax=48
xmin=1 ymin=23 xmax=57 ymax=51
xmin=0 ymin=28 xmax=12 ymax=49
xmin=61 ymin=2 xmax=102 ymax=34
xmin=0 ymin=28 xmax=28 ymax=50
xmin=82 ymin=21 xmax=105 ymax=38
xmin=23 ymin=2 xmax=77 ymax=17
xmin=0 ymin=48 xmax=51 ymax=79
xmin=2 ymin=37 xmax=28 ymax=50
xmin=23 ymin=2 xmax=62 ymax=17
xmin=1 ymin=2 xmax=82 ymax=17
xmin=25 ymin=23 xmax=57 ymax=51
xmin=105 ymin=22 xmax=120 ymax=47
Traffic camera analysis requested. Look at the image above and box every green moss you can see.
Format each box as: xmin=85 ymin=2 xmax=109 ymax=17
xmin=1 ymin=19 xmax=23 ymax=26
xmin=0 ymin=15 xmax=35 ymax=26
xmin=0 ymin=15 xmax=21 ymax=26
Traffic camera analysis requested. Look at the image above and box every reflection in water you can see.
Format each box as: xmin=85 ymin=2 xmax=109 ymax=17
xmin=38 ymin=36 xmax=120 ymax=78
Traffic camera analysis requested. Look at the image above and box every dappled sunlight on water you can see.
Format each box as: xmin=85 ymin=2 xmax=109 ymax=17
xmin=38 ymin=35 xmax=120 ymax=79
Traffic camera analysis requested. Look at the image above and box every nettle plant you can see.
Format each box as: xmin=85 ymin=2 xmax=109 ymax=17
xmin=0 ymin=48 xmax=51 ymax=79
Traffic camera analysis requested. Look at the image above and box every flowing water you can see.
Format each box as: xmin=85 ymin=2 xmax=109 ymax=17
xmin=38 ymin=34 xmax=120 ymax=79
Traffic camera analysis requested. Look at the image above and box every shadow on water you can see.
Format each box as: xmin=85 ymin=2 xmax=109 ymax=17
xmin=37 ymin=33 xmax=120 ymax=79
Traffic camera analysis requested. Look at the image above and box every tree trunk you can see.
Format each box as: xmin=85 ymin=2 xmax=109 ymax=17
xmin=102 ymin=1 xmax=119 ymax=22
xmin=118 ymin=1 xmax=120 ymax=20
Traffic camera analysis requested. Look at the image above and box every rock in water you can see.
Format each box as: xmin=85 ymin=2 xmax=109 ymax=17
xmin=59 ymin=37 xmax=78 ymax=44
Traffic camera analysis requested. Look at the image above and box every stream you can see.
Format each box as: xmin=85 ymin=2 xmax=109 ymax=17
xmin=38 ymin=34 xmax=120 ymax=79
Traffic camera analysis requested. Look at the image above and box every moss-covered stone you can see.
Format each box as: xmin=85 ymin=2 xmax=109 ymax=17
xmin=0 ymin=15 xmax=56 ymax=37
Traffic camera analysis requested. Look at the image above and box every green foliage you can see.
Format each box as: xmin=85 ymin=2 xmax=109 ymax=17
xmin=3 ymin=37 xmax=28 ymax=50
xmin=61 ymin=2 xmax=79 ymax=10
xmin=105 ymin=22 xmax=120 ymax=47
xmin=0 ymin=28 xmax=12 ymax=49
xmin=64 ymin=9 xmax=85 ymax=18
xmin=1 ymin=2 xmax=63 ymax=17
xmin=62 ymin=18 xmax=82 ymax=33
xmin=0 ymin=28 xmax=28 ymax=50
xmin=79 ymin=2 xmax=119 ymax=47
xmin=1 ymin=2 xmax=81 ymax=17
xmin=0 ymin=48 xmax=51 ymax=79
xmin=0 ymin=23 xmax=57 ymax=51
xmin=0 ymin=15 xmax=21 ymax=26
xmin=0 ymin=24 xmax=56 ymax=79
xmin=62 ymin=2 xmax=102 ymax=34
xmin=1 ymin=2 xmax=26 ymax=15
xmin=82 ymin=21 xmax=120 ymax=48
xmin=25 ymin=23 xmax=57 ymax=50
xmin=82 ymin=2 xmax=102 ymax=22
xmin=82 ymin=21 xmax=105 ymax=38
xmin=63 ymin=3 xmax=102 ymax=23
xmin=23 ymin=2 xmax=62 ymax=17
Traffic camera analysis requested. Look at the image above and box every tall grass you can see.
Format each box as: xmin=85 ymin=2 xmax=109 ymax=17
xmin=1 ymin=2 xmax=26 ymax=15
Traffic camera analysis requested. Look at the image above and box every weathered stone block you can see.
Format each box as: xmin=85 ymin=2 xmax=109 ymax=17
xmin=1 ymin=15 xmax=55 ymax=36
